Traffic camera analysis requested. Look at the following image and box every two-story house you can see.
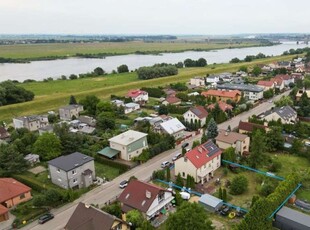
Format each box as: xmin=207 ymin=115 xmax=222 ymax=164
xmin=159 ymin=118 xmax=185 ymax=139
xmin=13 ymin=115 xmax=49 ymax=131
xmin=118 ymin=180 xmax=174 ymax=220
xmin=207 ymin=101 xmax=233 ymax=113
xmin=48 ymin=152 xmax=95 ymax=190
xmin=174 ymin=140 xmax=222 ymax=184
xmin=183 ymin=106 xmax=208 ymax=127
xmin=99 ymin=130 xmax=148 ymax=161
xmin=190 ymin=77 xmax=206 ymax=87
xmin=59 ymin=104 xmax=84 ymax=121
xmin=216 ymin=83 xmax=264 ymax=101
xmin=258 ymin=106 xmax=297 ymax=124
xmin=201 ymin=89 xmax=241 ymax=102
xmin=215 ymin=129 xmax=250 ymax=155
xmin=127 ymin=89 xmax=148 ymax=104
xmin=257 ymin=81 xmax=275 ymax=91
xmin=65 ymin=202 xmax=130 ymax=230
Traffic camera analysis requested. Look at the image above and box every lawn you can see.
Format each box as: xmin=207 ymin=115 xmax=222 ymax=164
xmin=0 ymin=54 xmax=296 ymax=123
xmin=0 ymin=40 xmax=265 ymax=59
xmin=95 ymin=162 xmax=121 ymax=181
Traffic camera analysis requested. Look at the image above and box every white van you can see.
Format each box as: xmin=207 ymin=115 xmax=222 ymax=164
xmin=161 ymin=161 xmax=170 ymax=168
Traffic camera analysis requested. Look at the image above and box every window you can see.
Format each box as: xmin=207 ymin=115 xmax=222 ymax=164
xmin=73 ymin=178 xmax=77 ymax=183
xmin=217 ymin=162 xmax=220 ymax=167
xmin=57 ymin=168 xmax=60 ymax=173
xmin=20 ymin=194 xmax=25 ymax=199
xmin=182 ymin=172 xmax=185 ymax=177
xmin=58 ymin=178 xmax=62 ymax=182
xmin=72 ymin=170 xmax=76 ymax=175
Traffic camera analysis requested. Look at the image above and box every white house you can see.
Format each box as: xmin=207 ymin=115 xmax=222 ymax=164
xmin=190 ymin=77 xmax=206 ymax=87
xmin=259 ymin=106 xmax=297 ymax=124
xmin=13 ymin=115 xmax=49 ymax=131
xmin=124 ymin=102 xmax=140 ymax=114
xmin=59 ymin=105 xmax=84 ymax=121
xmin=127 ymin=89 xmax=148 ymax=104
xmin=183 ymin=106 xmax=209 ymax=127
xmin=175 ymin=140 xmax=222 ymax=184
xmin=111 ymin=99 xmax=125 ymax=107
xmin=159 ymin=118 xmax=186 ymax=139
xmin=118 ymin=180 xmax=174 ymax=220
xmin=206 ymin=75 xmax=220 ymax=84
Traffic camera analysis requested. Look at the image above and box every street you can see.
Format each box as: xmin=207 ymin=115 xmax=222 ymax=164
xmin=22 ymin=90 xmax=290 ymax=230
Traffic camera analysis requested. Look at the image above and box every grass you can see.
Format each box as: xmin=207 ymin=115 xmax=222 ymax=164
xmin=0 ymin=40 xmax=266 ymax=59
xmin=0 ymin=54 xmax=297 ymax=123
xmin=95 ymin=162 xmax=121 ymax=181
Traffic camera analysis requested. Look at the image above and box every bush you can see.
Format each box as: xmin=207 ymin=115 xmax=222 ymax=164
xmin=13 ymin=175 xmax=47 ymax=192
xmin=152 ymin=170 xmax=166 ymax=180
xmin=94 ymin=155 xmax=129 ymax=173
xmin=137 ymin=65 xmax=178 ymax=80
xmin=141 ymin=87 xmax=165 ymax=98
xmin=230 ymin=175 xmax=248 ymax=195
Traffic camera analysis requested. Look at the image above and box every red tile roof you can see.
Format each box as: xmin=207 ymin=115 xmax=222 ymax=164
xmin=127 ymin=89 xmax=147 ymax=98
xmin=165 ymin=96 xmax=181 ymax=104
xmin=189 ymin=106 xmax=208 ymax=119
xmin=0 ymin=178 xmax=31 ymax=203
xmin=270 ymin=77 xmax=283 ymax=86
xmin=0 ymin=204 xmax=8 ymax=215
xmin=207 ymin=101 xmax=233 ymax=112
xmin=257 ymin=80 xmax=274 ymax=87
xmin=238 ymin=121 xmax=267 ymax=133
xmin=201 ymin=90 xmax=241 ymax=99
xmin=185 ymin=140 xmax=222 ymax=169
xmin=274 ymin=74 xmax=291 ymax=80
xmin=118 ymin=180 xmax=166 ymax=213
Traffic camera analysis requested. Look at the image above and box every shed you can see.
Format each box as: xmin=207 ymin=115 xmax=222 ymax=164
xmin=24 ymin=153 xmax=40 ymax=166
xmin=198 ymin=194 xmax=223 ymax=213
xmin=274 ymin=206 xmax=310 ymax=230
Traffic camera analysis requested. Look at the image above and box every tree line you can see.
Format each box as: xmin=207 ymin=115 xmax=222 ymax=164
xmin=0 ymin=81 xmax=34 ymax=106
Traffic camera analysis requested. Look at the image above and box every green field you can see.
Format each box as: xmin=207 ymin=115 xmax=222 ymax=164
xmin=0 ymin=40 xmax=267 ymax=59
xmin=0 ymin=54 xmax=296 ymax=122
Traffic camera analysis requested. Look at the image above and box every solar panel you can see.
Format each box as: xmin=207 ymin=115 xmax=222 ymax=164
xmin=203 ymin=141 xmax=219 ymax=157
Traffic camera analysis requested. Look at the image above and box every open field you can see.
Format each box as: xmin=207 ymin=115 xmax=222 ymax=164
xmin=0 ymin=54 xmax=296 ymax=122
xmin=0 ymin=40 xmax=267 ymax=60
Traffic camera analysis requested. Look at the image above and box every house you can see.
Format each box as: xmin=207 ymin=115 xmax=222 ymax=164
xmin=190 ymin=77 xmax=206 ymax=87
xmin=111 ymin=99 xmax=125 ymax=108
xmin=0 ymin=178 xmax=32 ymax=209
xmin=118 ymin=180 xmax=174 ymax=220
xmin=79 ymin=116 xmax=96 ymax=127
xmin=217 ymin=83 xmax=264 ymax=101
xmin=24 ymin=154 xmax=40 ymax=166
xmin=183 ymin=106 xmax=208 ymax=127
xmin=162 ymin=95 xmax=181 ymax=105
xmin=274 ymin=206 xmax=310 ymax=230
xmin=207 ymin=101 xmax=233 ymax=112
xmin=124 ymin=102 xmax=140 ymax=114
xmin=215 ymin=129 xmax=250 ymax=155
xmin=59 ymin=104 xmax=84 ymax=121
xmin=231 ymin=77 xmax=245 ymax=85
xmin=238 ymin=121 xmax=268 ymax=134
xmin=149 ymin=115 xmax=172 ymax=133
xmin=65 ymin=202 xmax=130 ymax=230
xmin=273 ymin=74 xmax=294 ymax=87
xmin=198 ymin=194 xmax=223 ymax=213
xmin=201 ymin=89 xmax=241 ymax=102
xmin=218 ymin=72 xmax=233 ymax=82
xmin=99 ymin=130 xmax=148 ymax=161
xmin=296 ymin=89 xmax=310 ymax=101
xmin=13 ymin=115 xmax=49 ymax=131
xmin=159 ymin=118 xmax=186 ymax=139
xmin=276 ymin=61 xmax=291 ymax=69
xmin=0 ymin=127 xmax=10 ymax=141
xmin=259 ymin=106 xmax=297 ymax=124
xmin=38 ymin=125 xmax=54 ymax=135
xmin=0 ymin=205 xmax=8 ymax=222
xmin=175 ymin=141 xmax=222 ymax=184
xmin=127 ymin=89 xmax=148 ymax=104
xmin=261 ymin=65 xmax=273 ymax=75
xmin=257 ymin=81 xmax=275 ymax=91
xmin=270 ymin=77 xmax=285 ymax=91
xmin=206 ymin=75 xmax=220 ymax=84
xmin=163 ymin=88 xmax=176 ymax=96
xmin=48 ymin=152 xmax=95 ymax=190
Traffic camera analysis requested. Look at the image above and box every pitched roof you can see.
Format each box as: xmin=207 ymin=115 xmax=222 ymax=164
xmin=109 ymin=130 xmax=147 ymax=145
xmin=189 ymin=106 xmax=208 ymax=119
xmin=215 ymin=129 xmax=248 ymax=144
xmin=201 ymin=89 xmax=241 ymax=98
xmin=207 ymin=101 xmax=233 ymax=112
xmin=165 ymin=96 xmax=181 ymax=104
xmin=217 ymin=83 xmax=264 ymax=92
xmin=65 ymin=202 xmax=125 ymax=230
xmin=0 ymin=127 xmax=10 ymax=139
xmin=48 ymin=152 xmax=94 ymax=172
xmin=160 ymin=118 xmax=185 ymax=135
xmin=261 ymin=106 xmax=297 ymax=121
xmin=0 ymin=204 xmax=8 ymax=215
xmin=238 ymin=121 xmax=267 ymax=132
xmin=257 ymin=80 xmax=274 ymax=87
xmin=276 ymin=206 xmax=310 ymax=228
xmin=270 ymin=77 xmax=283 ymax=86
xmin=118 ymin=180 xmax=165 ymax=213
xmin=185 ymin=140 xmax=222 ymax=169
xmin=274 ymin=74 xmax=291 ymax=80
xmin=127 ymin=89 xmax=147 ymax=98
xmin=0 ymin=178 xmax=31 ymax=203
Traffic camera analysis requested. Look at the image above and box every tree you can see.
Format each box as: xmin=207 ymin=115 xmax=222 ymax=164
xmin=230 ymin=58 xmax=241 ymax=63
xmin=230 ymin=175 xmax=248 ymax=195
xmin=201 ymin=129 xmax=208 ymax=143
xmin=290 ymin=138 xmax=303 ymax=155
xmin=222 ymin=147 xmax=236 ymax=163
xmin=175 ymin=173 xmax=184 ymax=187
xmin=93 ymin=67 xmax=105 ymax=76
xmin=263 ymin=89 xmax=274 ymax=99
xmin=48 ymin=113 xmax=57 ymax=123
xmin=166 ymin=167 xmax=171 ymax=181
xmin=97 ymin=113 xmax=116 ymax=130
xmin=102 ymin=202 xmax=122 ymax=218
xmin=218 ymin=187 xmax=223 ymax=199
xmin=239 ymin=66 xmax=248 ymax=73
xmin=158 ymin=105 xmax=168 ymax=115
xmin=197 ymin=58 xmax=207 ymax=67
xmin=79 ymin=95 xmax=100 ymax=115
xmin=266 ymin=126 xmax=284 ymax=152
xmin=248 ymin=130 xmax=266 ymax=168
xmin=117 ymin=64 xmax=129 ymax=73
xmin=250 ymin=195 xmax=259 ymax=208
xmin=166 ymin=202 xmax=213 ymax=230
xmin=222 ymin=188 xmax=227 ymax=202
xmin=33 ymin=133 xmax=62 ymax=161
xmin=137 ymin=220 xmax=154 ymax=230
xmin=192 ymin=140 xmax=200 ymax=149
xmin=0 ymin=81 xmax=34 ymax=106
xmin=69 ymin=95 xmax=77 ymax=105
xmin=133 ymin=149 xmax=150 ymax=163
xmin=252 ymin=66 xmax=262 ymax=77
xmin=126 ymin=210 xmax=144 ymax=229
xmin=206 ymin=118 xmax=218 ymax=140
xmin=186 ymin=175 xmax=195 ymax=189
xmin=274 ymin=96 xmax=293 ymax=107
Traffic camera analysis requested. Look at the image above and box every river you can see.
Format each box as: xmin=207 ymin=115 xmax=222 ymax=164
xmin=0 ymin=42 xmax=308 ymax=82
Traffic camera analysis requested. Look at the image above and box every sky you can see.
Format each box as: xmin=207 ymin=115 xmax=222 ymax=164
xmin=0 ymin=0 xmax=309 ymax=35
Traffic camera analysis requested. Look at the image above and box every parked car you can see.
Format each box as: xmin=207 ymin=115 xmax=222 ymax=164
xmin=181 ymin=142 xmax=189 ymax=149
xmin=220 ymin=206 xmax=231 ymax=216
xmin=38 ymin=213 xmax=54 ymax=224
xmin=119 ymin=180 xmax=128 ymax=189
xmin=172 ymin=153 xmax=182 ymax=161
xmin=161 ymin=161 xmax=171 ymax=168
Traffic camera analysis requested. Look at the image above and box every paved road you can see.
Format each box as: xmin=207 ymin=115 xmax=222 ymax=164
xmin=22 ymin=90 xmax=290 ymax=230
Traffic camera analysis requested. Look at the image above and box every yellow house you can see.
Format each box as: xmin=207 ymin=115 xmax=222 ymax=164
xmin=215 ymin=130 xmax=250 ymax=155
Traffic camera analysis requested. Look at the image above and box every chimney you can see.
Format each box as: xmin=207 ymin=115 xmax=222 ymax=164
xmin=198 ymin=147 xmax=203 ymax=153
xmin=146 ymin=190 xmax=151 ymax=199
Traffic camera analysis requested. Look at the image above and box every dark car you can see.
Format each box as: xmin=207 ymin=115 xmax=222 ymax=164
xmin=236 ymin=210 xmax=247 ymax=218
xmin=38 ymin=213 xmax=54 ymax=224
xmin=220 ymin=206 xmax=231 ymax=216
xmin=181 ymin=142 xmax=189 ymax=149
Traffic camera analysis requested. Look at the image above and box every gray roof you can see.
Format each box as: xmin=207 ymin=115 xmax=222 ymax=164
xmin=217 ymin=83 xmax=264 ymax=92
xmin=59 ymin=104 xmax=83 ymax=110
xmin=48 ymin=152 xmax=94 ymax=171
xmin=160 ymin=118 xmax=186 ymax=135
xmin=199 ymin=194 xmax=223 ymax=208
xmin=261 ymin=106 xmax=297 ymax=121
xmin=276 ymin=206 xmax=310 ymax=227
xmin=15 ymin=115 xmax=46 ymax=122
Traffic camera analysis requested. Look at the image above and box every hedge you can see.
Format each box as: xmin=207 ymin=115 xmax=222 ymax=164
xmin=94 ymin=155 xmax=130 ymax=172
xmin=13 ymin=175 xmax=47 ymax=192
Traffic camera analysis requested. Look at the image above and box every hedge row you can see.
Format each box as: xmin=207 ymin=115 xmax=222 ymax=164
xmin=94 ymin=155 xmax=130 ymax=172
xmin=13 ymin=175 xmax=47 ymax=192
